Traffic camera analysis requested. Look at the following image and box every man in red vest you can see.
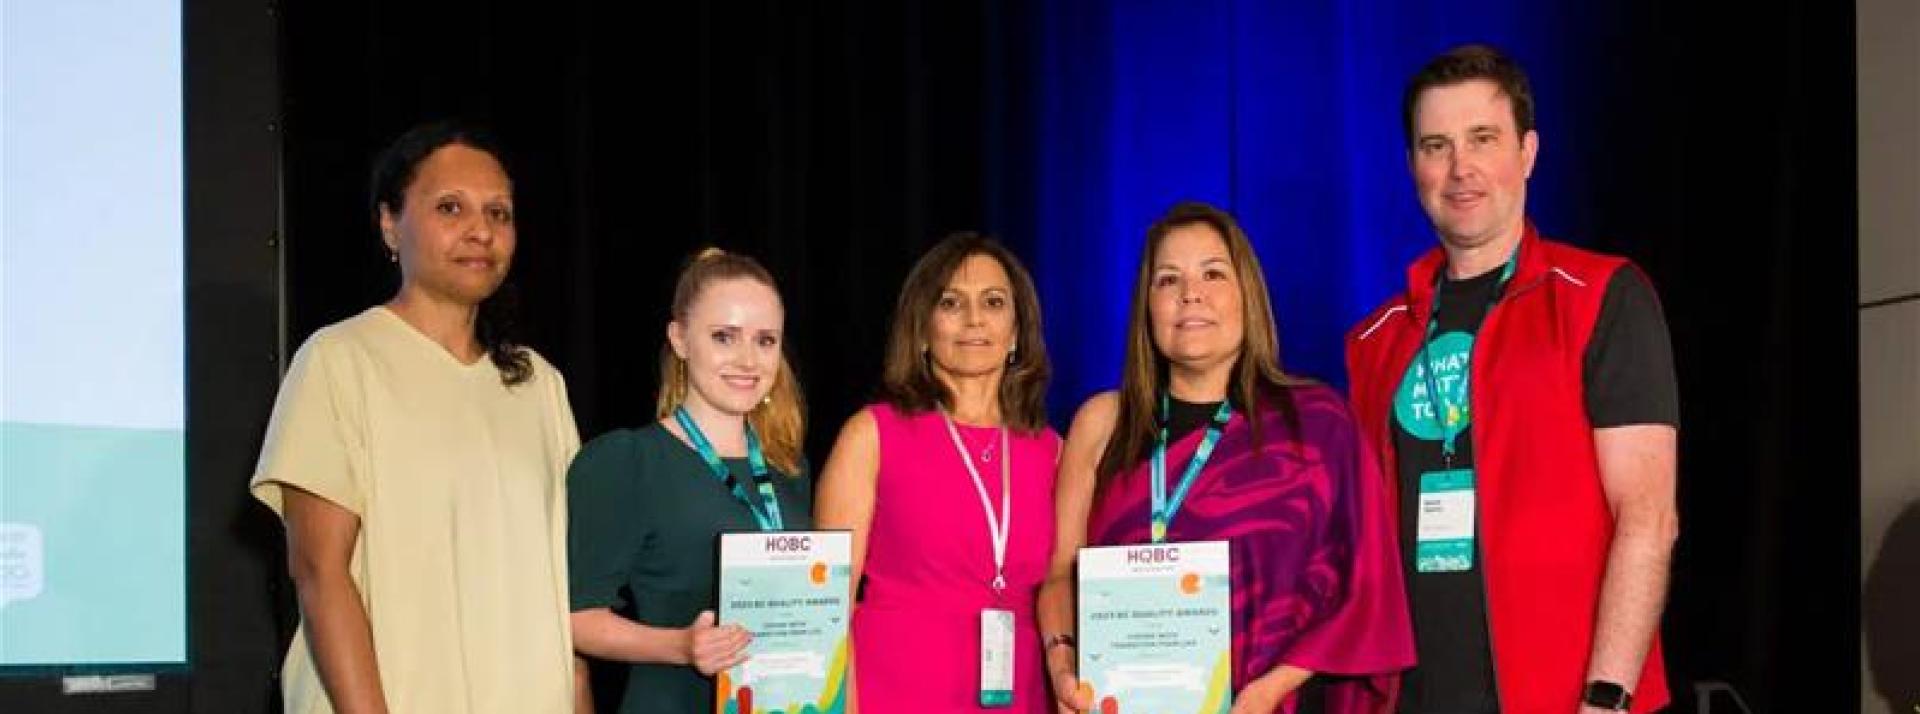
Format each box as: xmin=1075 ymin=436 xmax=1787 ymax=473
xmin=1345 ymin=44 xmax=1679 ymax=713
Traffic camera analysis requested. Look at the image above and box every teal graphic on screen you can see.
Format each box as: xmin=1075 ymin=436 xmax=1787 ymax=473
xmin=1 ymin=0 xmax=187 ymax=666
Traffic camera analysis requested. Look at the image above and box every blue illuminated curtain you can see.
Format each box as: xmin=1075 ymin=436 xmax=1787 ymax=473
xmin=1010 ymin=0 xmax=1598 ymax=421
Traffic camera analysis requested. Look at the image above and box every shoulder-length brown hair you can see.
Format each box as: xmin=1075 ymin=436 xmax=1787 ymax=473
xmin=1095 ymin=202 xmax=1306 ymax=483
xmin=655 ymin=247 xmax=807 ymax=476
xmin=878 ymin=232 xmax=1051 ymax=433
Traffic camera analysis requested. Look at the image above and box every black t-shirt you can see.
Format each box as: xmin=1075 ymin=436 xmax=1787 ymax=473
xmin=1164 ymin=395 xmax=1226 ymax=441
xmin=1392 ymin=265 xmax=1678 ymax=713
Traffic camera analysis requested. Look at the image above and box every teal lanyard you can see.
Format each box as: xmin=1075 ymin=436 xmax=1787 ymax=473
xmin=674 ymin=406 xmax=783 ymax=531
xmin=1419 ymin=248 xmax=1518 ymax=467
xmin=1149 ymin=394 xmax=1232 ymax=544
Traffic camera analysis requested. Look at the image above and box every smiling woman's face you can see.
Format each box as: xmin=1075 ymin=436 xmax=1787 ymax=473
xmin=669 ymin=277 xmax=786 ymax=417
xmin=1148 ymin=222 xmax=1244 ymax=372
xmin=926 ymin=253 xmax=1018 ymax=382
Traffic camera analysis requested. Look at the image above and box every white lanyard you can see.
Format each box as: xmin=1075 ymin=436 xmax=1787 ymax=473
xmin=940 ymin=409 xmax=1011 ymax=594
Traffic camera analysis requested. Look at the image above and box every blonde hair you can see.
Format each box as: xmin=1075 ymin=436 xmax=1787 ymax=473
xmin=655 ymin=247 xmax=807 ymax=476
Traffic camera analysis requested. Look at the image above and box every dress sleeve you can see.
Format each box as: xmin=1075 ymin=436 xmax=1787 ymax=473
xmin=544 ymin=361 xmax=584 ymax=615
xmin=250 ymin=335 xmax=366 ymax=518
xmin=1273 ymin=397 xmax=1415 ymax=679
xmin=567 ymin=431 xmax=648 ymax=611
xmin=548 ymin=364 xmax=584 ymax=476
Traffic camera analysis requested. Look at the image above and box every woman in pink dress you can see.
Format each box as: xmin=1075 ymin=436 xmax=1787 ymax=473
xmin=816 ymin=233 xmax=1060 ymax=713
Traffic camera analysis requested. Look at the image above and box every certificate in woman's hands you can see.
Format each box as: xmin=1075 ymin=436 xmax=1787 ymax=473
xmin=1076 ymin=541 xmax=1233 ymax=714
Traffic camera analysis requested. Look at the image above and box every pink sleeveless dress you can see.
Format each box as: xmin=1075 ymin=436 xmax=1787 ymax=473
xmin=851 ymin=402 xmax=1060 ymax=713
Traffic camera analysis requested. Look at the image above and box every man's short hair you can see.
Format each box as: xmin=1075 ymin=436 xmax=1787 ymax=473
xmin=1402 ymin=44 xmax=1536 ymax=148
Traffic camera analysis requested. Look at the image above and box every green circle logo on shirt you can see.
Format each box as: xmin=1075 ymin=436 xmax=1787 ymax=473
xmin=1393 ymin=330 xmax=1474 ymax=441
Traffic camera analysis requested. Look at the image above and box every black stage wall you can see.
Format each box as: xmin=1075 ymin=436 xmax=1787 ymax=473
xmin=277 ymin=1 xmax=1019 ymax=463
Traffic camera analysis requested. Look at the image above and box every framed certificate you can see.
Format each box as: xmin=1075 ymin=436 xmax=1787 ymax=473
xmin=1077 ymin=541 xmax=1232 ymax=714
xmin=717 ymin=531 xmax=854 ymax=714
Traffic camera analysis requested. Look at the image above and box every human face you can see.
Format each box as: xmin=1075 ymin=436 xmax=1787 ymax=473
xmin=380 ymin=143 xmax=516 ymax=307
xmin=1409 ymin=79 xmax=1538 ymax=253
xmin=669 ymin=277 xmax=786 ymax=417
xmin=927 ymin=253 xmax=1018 ymax=381
xmin=1148 ymin=223 xmax=1244 ymax=371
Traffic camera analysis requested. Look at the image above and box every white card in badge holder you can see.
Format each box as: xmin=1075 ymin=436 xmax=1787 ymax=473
xmin=1415 ymin=468 xmax=1476 ymax=573
xmin=979 ymin=608 xmax=1015 ymax=707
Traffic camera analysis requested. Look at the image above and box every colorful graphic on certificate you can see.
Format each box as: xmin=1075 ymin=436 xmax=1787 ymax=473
xmin=717 ymin=531 xmax=853 ymax=714
xmin=1077 ymin=541 xmax=1232 ymax=714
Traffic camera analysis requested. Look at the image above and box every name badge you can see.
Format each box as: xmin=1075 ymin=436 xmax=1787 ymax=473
xmin=1416 ymin=468 xmax=1476 ymax=573
xmin=979 ymin=608 xmax=1015 ymax=707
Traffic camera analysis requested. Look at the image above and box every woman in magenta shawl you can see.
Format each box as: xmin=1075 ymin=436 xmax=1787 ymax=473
xmin=1037 ymin=202 xmax=1413 ymax=713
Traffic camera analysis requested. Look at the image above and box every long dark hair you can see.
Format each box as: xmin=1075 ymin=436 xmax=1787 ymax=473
xmin=1095 ymin=202 xmax=1305 ymax=484
xmin=878 ymin=232 xmax=1051 ymax=433
xmin=369 ymin=120 xmax=532 ymax=386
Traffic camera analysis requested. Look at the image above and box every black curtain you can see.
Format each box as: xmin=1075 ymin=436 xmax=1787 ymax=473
xmin=1573 ymin=1 xmax=1859 ymax=710
xmin=281 ymin=0 xmax=1019 ymax=459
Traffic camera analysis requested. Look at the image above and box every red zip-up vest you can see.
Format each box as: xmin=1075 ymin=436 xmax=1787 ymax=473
xmin=1344 ymin=224 xmax=1670 ymax=713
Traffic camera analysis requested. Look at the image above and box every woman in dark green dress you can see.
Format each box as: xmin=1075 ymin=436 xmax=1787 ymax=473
xmin=567 ymin=248 xmax=812 ymax=713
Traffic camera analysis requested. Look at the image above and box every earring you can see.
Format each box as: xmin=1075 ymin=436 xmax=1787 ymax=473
xmin=388 ymin=250 xmax=398 ymax=263
xmin=1007 ymin=349 xmax=1017 ymax=365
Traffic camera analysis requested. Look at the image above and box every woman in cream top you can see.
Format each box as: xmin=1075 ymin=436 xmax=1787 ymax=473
xmin=252 ymin=121 xmax=580 ymax=714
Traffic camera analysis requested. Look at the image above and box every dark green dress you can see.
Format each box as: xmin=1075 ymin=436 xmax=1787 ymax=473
xmin=567 ymin=422 xmax=814 ymax=714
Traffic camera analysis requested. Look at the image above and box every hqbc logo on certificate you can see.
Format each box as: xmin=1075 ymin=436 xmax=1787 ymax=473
xmin=1077 ymin=541 xmax=1232 ymax=714
xmin=717 ymin=531 xmax=853 ymax=714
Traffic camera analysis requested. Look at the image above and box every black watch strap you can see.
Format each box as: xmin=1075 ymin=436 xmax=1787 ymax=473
xmin=1582 ymin=680 xmax=1633 ymax=711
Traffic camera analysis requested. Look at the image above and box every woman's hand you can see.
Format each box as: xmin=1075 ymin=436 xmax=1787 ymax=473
xmin=1041 ymin=393 xmax=1119 ymax=714
xmin=1227 ymin=684 xmax=1283 ymax=714
xmin=684 ymin=610 xmax=751 ymax=676
xmin=1227 ymin=665 xmax=1312 ymax=714
xmin=1047 ymin=643 xmax=1092 ymax=712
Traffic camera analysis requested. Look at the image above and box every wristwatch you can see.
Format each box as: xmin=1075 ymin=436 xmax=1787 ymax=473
xmin=1582 ymin=680 xmax=1633 ymax=711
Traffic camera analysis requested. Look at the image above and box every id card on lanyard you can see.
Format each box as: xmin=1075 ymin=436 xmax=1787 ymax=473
xmin=939 ymin=409 xmax=1015 ymax=707
xmin=675 ymin=407 xmax=784 ymax=531
xmin=1412 ymin=250 xmax=1515 ymax=574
